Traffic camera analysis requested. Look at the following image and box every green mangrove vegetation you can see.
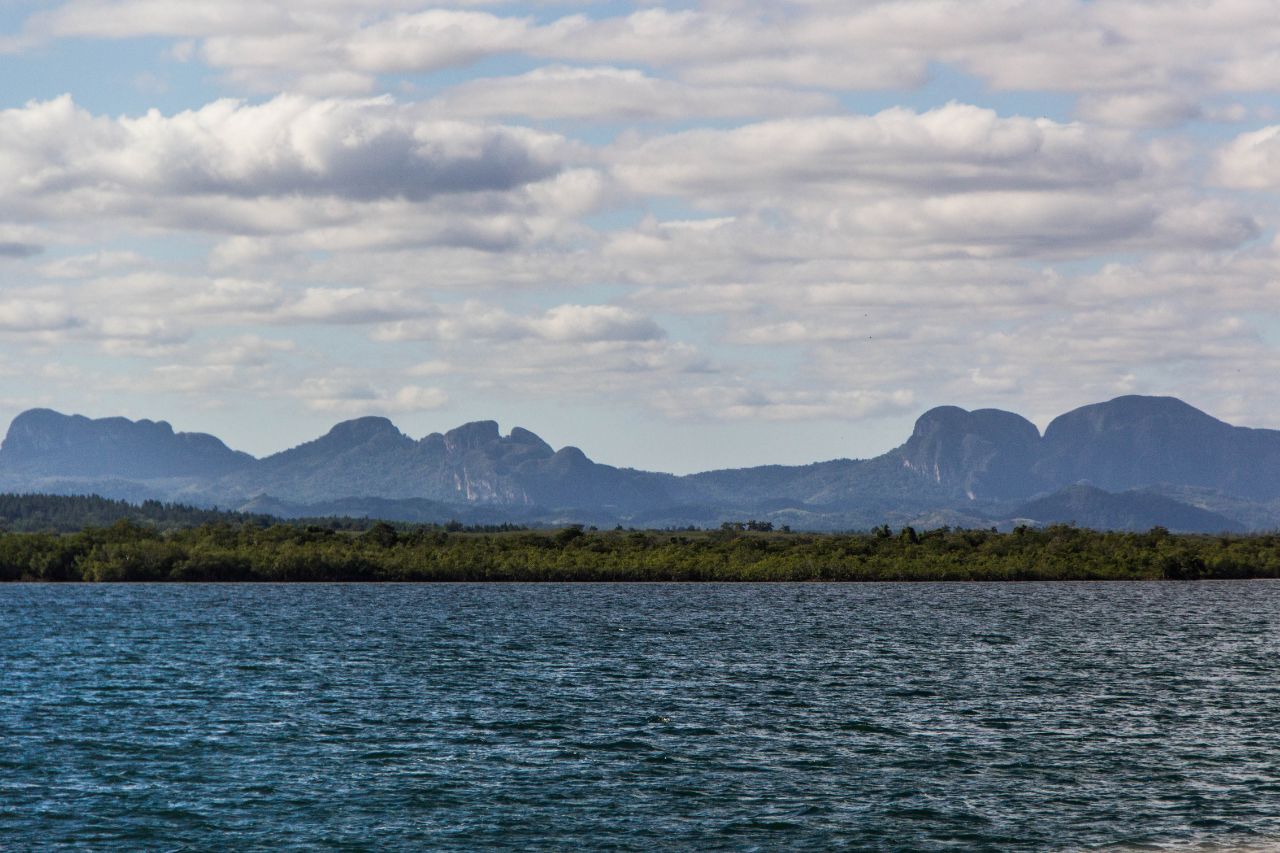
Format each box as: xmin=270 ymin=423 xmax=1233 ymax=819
xmin=3 ymin=519 xmax=1280 ymax=582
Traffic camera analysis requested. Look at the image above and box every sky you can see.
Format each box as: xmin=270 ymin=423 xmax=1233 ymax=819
xmin=0 ymin=0 xmax=1279 ymax=473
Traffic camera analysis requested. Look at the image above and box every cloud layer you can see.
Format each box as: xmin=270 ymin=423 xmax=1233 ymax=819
xmin=0 ymin=0 xmax=1277 ymax=469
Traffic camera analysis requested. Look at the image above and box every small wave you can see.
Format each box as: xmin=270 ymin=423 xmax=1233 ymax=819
xmin=838 ymin=721 xmax=905 ymax=736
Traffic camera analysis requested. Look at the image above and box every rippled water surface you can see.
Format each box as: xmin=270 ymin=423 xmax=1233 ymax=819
xmin=5 ymin=582 xmax=1280 ymax=851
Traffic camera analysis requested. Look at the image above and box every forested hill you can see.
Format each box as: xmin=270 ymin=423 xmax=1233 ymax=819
xmin=0 ymin=494 xmax=276 ymax=532
xmin=0 ymin=493 xmax=528 ymax=534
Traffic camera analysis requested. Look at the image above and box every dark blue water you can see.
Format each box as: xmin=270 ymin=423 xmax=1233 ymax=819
xmin=4 ymin=583 xmax=1280 ymax=851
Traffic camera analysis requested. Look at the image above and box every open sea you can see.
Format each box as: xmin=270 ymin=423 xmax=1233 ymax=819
xmin=4 ymin=582 xmax=1280 ymax=851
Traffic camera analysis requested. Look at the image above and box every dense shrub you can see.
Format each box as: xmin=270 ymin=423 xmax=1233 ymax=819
xmin=2 ymin=523 xmax=1280 ymax=582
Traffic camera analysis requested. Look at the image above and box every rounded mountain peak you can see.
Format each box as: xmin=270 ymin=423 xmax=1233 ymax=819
xmin=1043 ymin=395 xmax=1223 ymax=442
xmin=912 ymin=405 xmax=1040 ymax=444
xmin=8 ymin=407 xmax=72 ymax=429
xmin=902 ymin=405 xmax=1040 ymax=501
xmin=0 ymin=408 xmax=249 ymax=477
xmin=321 ymin=416 xmax=404 ymax=447
xmin=1036 ymin=395 xmax=1240 ymax=494
xmin=444 ymin=420 xmax=501 ymax=452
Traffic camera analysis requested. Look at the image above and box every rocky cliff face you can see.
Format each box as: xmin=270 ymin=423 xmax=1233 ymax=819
xmin=205 ymin=417 xmax=683 ymax=511
xmin=889 ymin=395 xmax=1280 ymax=504
xmin=896 ymin=406 xmax=1041 ymax=501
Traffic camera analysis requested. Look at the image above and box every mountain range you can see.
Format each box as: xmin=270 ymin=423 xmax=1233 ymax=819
xmin=1 ymin=395 xmax=1277 ymax=532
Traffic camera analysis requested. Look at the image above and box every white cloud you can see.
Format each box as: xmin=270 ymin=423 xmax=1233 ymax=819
xmin=209 ymin=335 xmax=297 ymax=366
xmin=1214 ymin=125 xmax=1280 ymax=189
xmin=1075 ymin=91 xmax=1203 ymax=129
xmin=607 ymin=105 xmax=1258 ymax=259
xmin=364 ymin=300 xmax=718 ymax=409
xmin=0 ymin=94 xmax=574 ymax=234
xmin=296 ymin=376 xmax=448 ymax=414
xmin=21 ymin=0 xmax=1280 ymax=112
xmin=36 ymin=250 xmax=146 ymax=278
xmin=345 ymin=9 xmax=533 ymax=73
xmin=0 ymin=94 xmax=566 ymax=201
xmin=276 ymin=287 xmax=432 ymax=324
xmin=0 ymin=0 xmax=1272 ymax=160
xmin=652 ymin=384 xmax=918 ymax=422
xmin=375 ymin=302 xmax=665 ymax=344
xmin=0 ymin=94 xmax=600 ymax=265
xmin=30 ymin=1 xmax=299 ymax=39
xmin=142 ymin=363 xmax=245 ymax=394
xmin=4 ymin=0 xmax=1280 ymax=461
xmin=91 ymin=316 xmax=192 ymax=356
xmin=388 ymin=385 xmax=450 ymax=411
xmin=407 ymin=359 xmax=452 ymax=377
xmin=613 ymin=105 xmax=1148 ymax=200
xmin=533 ymin=304 xmax=664 ymax=342
xmin=425 ymin=65 xmax=837 ymax=121
xmin=0 ymin=299 xmax=81 ymax=333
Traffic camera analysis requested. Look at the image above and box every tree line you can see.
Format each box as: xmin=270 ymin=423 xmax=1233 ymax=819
xmin=2 ymin=520 xmax=1277 ymax=582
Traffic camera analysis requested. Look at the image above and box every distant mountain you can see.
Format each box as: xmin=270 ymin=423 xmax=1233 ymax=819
xmin=1034 ymin=396 xmax=1280 ymax=501
xmin=1009 ymin=485 xmax=1244 ymax=533
xmin=895 ymin=405 xmax=1041 ymax=501
xmin=889 ymin=395 xmax=1280 ymax=504
xmin=1139 ymin=485 xmax=1280 ymax=532
xmin=209 ymin=417 xmax=685 ymax=512
xmin=0 ymin=409 xmax=252 ymax=479
xmin=2 ymin=395 xmax=1279 ymax=531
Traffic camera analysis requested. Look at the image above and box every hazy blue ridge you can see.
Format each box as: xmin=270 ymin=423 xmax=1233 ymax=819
xmin=0 ymin=395 xmax=1275 ymax=532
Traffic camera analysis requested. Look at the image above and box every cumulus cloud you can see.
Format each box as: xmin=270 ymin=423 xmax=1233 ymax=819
xmin=1075 ymin=91 xmax=1204 ymax=128
xmin=420 ymin=334 xmax=716 ymax=406
xmin=406 ymin=359 xmax=452 ymax=377
xmin=0 ymin=274 xmax=443 ymax=361
xmin=375 ymin=302 xmax=665 ymax=344
xmin=295 ymin=376 xmax=448 ymax=414
xmin=425 ymin=65 xmax=837 ymax=121
xmin=0 ymin=94 xmax=601 ymax=266
xmin=534 ymin=304 xmax=664 ymax=343
xmin=0 ymin=94 xmax=567 ymax=202
xmin=141 ymin=363 xmax=246 ymax=395
xmin=36 ymin=250 xmax=145 ymax=278
xmin=613 ymin=105 xmax=1147 ymax=200
xmin=652 ymin=385 xmax=918 ymax=422
xmin=29 ymin=1 xmax=300 ymax=39
xmin=345 ymin=9 xmax=534 ymax=73
xmin=607 ymin=105 xmax=1258 ymax=259
xmin=275 ymin=287 xmax=433 ymax=324
xmin=0 ymin=299 xmax=81 ymax=333
xmin=209 ymin=335 xmax=297 ymax=366
xmin=91 ymin=316 xmax=192 ymax=357
xmin=1214 ymin=125 xmax=1280 ymax=189
xmin=360 ymin=299 xmax=721 ymax=408
xmin=20 ymin=0 xmax=1280 ymax=112
xmin=4 ymin=0 xmax=1280 ymax=459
